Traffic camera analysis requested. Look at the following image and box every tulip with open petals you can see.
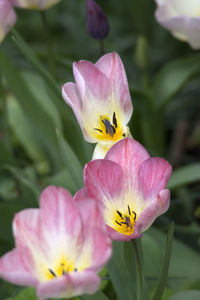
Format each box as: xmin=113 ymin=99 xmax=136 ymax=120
xmin=0 ymin=0 xmax=16 ymax=44
xmin=62 ymin=52 xmax=133 ymax=159
xmin=12 ymin=0 xmax=61 ymax=10
xmin=0 ymin=186 xmax=112 ymax=299
xmin=155 ymin=0 xmax=200 ymax=49
xmin=83 ymin=138 xmax=172 ymax=241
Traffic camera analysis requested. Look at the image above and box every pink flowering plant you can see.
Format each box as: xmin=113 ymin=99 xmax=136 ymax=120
xmin=0 ymin=1 xmax=200 ymax=300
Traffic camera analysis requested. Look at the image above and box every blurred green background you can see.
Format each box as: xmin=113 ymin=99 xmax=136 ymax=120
xmin=0 ymin=0 xmax=200 ymax=299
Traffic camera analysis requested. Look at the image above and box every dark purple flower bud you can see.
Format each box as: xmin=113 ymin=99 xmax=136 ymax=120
xmin=86 ymin=0 xmax=109 ymax=40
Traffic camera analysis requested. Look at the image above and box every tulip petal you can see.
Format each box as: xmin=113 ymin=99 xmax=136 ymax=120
xmin=76 ymin=198 xmax=111 ymax=271
xmin=84 ymin=159 xmax=123 ymax=202
xmin=139 ymin=157 xmax=172 ymax=200
xmin=106 ymin=225 xmax=142 ymax=241
xmin=74 ymin=187 xmax=87 ymax=202
xmin=40 ymin=186 xmax=82 ymax=239
xmin=105 ymin=138 xmax=150 ymax=194
xmin=73 ymin=60 xmax=111 ymax=103
xmin=135 ymin=189 xmax=170 ymax=233
xmin=0 ymin=0 xmax=16 ymax=44
xmin=0 ymin=249 xmax=37 ymax=286
xmin=96 ymin=52 xmax=133 ymax=123
xmin=62 ymin=82 xmax=82 ymax=127
xmin=37 ymin=270 xmax=100 ymax=300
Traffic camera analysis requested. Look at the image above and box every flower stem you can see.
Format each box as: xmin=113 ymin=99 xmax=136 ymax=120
xmin=99 ymin=40 xmax=105 ymax=55
xmin=40 ymin=11 xmax=56 ymax=78
xmin=0 ymin=73 xmax=10 ymax=149
xmin=132 ymin=239 xmax=144 ymax=300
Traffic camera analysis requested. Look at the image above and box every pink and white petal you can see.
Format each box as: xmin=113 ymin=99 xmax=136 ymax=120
xmin=77 ymin=198 xmax=104 ymax=230
xmin=84 ymin=159 xmax=123 ymax=203
xmin=73 ymin=60 xmax=111 ymax=103
xmin=185 ymin=17 xmax=200 ymax=49
xmin=106 ymin=225 xmax=142 ymax=241
xmin=135 ymin=189 xmax=170 ymax=233
xmin=13 ymin=209 xmax=42 ymax=252
xmin=90 ymin=228 xmax=112 ymax=271
xmin=92 ymin=141 xmax=116 ymax=159
xmin=40 ymin=186 xmax=82 ymax=240
xmin=76 ymin=198 xmax=112 ymax=271
xmin=0 ymin=1 xmax=16 ymax=43
xmin=139 ymin=157 xmax=172 ymax=201
xmin=105 ymin=138 xmax=150 ymax=193
xmin=95 ymin=52 xmax=133 ymax=124
xmin=74 ymin=187 xmax=87 ymax=202
xmin=37 ymin=270 xmax=100 ymax=300
xmin=0 ymin=249 xmax=38 ymax=286
xmin=155 ymin=13 xmax=189 ymax=42
xmin=62 ymin=82 xmax=83 ymax=127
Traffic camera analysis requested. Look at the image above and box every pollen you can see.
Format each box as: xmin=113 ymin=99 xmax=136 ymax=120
xmin=113 ymin=205 xmax=137 ymax=235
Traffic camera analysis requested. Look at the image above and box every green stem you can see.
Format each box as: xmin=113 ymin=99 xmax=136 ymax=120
xmin=132 ymin=239 xmax=144 ymax=300
xmin=0 ymin=73 xmax=10 ymax=149
xmin=99 ymin=40 xmax=105 ymax=55
xmin=40 ymin=11 xmax=56 ymax=78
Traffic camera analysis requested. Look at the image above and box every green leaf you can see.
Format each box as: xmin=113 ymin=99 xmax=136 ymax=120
xmin=0 ymin=202 xmax=25 ymax=244
xmin=56 ymin=129 xmax=83 ymax=190
xmin=107 ymin=241 xmax=137 ymax=300
xmin=6 ymin=95 xmax=46 ymax=163
xmin=11 ymin=28 xmax=60 ymax=97
xmin=0 ymin=140 xmax=15 ymax=167
xmin=143 ymin=227 xmax=200 ymax=291
xmin=167 ymin=163 xmax=200 ymax=190
xmin=0 ymin=51 xmax=62 ymax=170
xmin=3 ymin=165 xmax=40 ymax=204
xmin=44 ymin=168 xmax=79 ymax=194
xmin=167 ymin=290 xmax=200 ymax=300
xmin=152 ymin=54 xmax=200 ymax=108
xmin=81 ymin=291 xmax=110 ymax=300
xmin=152 ymin=222 xmax=174 ymax=300
xmin=5 ymin=287 xmax=38 ymax=300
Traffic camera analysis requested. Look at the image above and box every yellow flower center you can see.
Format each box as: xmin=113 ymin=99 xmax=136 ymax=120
xmin=45 ymin=257 xmax=75 ymax=280
xmin=93 ymin=112 xmax=124 ymax=142
xmin=113 ymin=205 xmax=137 ymax=235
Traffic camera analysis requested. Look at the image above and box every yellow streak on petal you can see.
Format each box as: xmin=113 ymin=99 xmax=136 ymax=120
xmin=45 ymin=255 xmax=75 ymax=281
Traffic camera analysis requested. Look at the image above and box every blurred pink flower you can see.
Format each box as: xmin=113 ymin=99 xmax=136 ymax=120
xmin=155 ymin=0 xmax=200 ymax=49
xmin=12 ymin=0 xmax=61 ymax=10
xmin=62 ymin=52 xmax=133 ymax=159
xmin=83 ymin=138 xmax=172 ymax=241
xmin=0 ymin=0 xmax=16 ymax=44
xmin=0 ymin=186 xmax=112 ymax=299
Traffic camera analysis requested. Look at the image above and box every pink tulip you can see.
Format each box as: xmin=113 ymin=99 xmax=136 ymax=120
xmin=0 ymin=186 xmax=112 ymax=299
xmin=83 ymin=138 xmax=172 ymax=241
xmin=155 ymin=0 xmax=200 ymax=49
xmin=62 ymin=52 xmax=133 ymax=158
xmin=12 ymin=0 xmax=61 ymax=10
xmin=0 ymin=0 xmax=16 ymax=44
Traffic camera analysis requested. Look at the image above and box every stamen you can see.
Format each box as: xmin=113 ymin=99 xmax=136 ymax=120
xmin=49 ymin=268 xmax=57 ymax=277
xmin=128 ymin=205 xmax=131 ymax=216
xmin=115 ymin=220 xmax=122 ymax=226
xmin=94 ymin=128 xmax=103 ymax=133
xmin=102 ymin=119 xmax=116 ymax=137
xmin=121 ymin=217 xmax=132 ymax=228
xmin=132 ymin=211 xmax=137 ymax=221
xmin=113 ymin=112 xmax=118 ymax=128
xmin=116 ymin=210 xmax=124 ymax=219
